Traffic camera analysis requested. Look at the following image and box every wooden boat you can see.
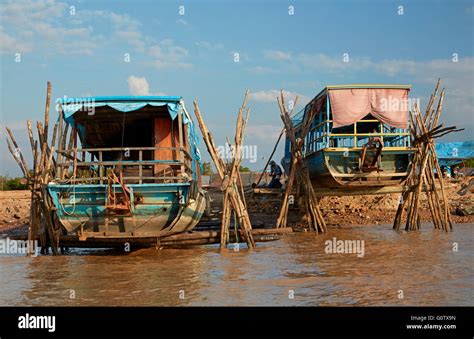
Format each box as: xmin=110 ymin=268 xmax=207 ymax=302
xmin=47 ymin=96 xmax=210 ymax=239
xmin=282 ymin=85 xmax=415 ymax=189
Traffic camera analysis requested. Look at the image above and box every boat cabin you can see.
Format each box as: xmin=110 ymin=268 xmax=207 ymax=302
xmin=47 ymin=96 xmax=208 ymax=238
xmin=282 ymin=85 xmax=415 ymax=188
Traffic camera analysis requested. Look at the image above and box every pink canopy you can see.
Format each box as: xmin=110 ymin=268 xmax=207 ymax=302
xmin=328 ymin=88 xmax=409 ymax=129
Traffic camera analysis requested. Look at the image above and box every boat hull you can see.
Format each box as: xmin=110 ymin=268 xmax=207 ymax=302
xmin=47 ymin=182 xmax=209 ymax=238
xmin=283 ymin=148 xmax=413 ymax=189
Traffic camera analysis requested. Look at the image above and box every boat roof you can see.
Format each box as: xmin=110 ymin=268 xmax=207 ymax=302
xmin=310 ymin=84 xmax=412 ymax=103
xmin=58 ymin=96 xmax=182 ymax=104
xmin=291 ymin=84 xmax=412 ymax=126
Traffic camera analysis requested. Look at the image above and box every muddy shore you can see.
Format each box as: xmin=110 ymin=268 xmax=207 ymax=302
xmin=1 ymin=177 xmax=472 ymax=237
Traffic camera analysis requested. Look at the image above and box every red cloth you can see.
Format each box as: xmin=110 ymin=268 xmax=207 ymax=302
xmin=328 ymin=88 xmax=409 ymax=129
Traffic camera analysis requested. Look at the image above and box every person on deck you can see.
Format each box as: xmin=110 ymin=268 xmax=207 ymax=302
xmin=268 ymin=160 xmax=283 ymax=188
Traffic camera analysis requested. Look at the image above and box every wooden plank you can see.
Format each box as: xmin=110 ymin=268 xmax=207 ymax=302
xmin=333 ymin=172 xmax=408 ymax=178
xmin=139 ymin=150 xmax=143 ymax=184
xmin=153 ymin=117 xmax=174 ymax=176
xmin=56 ymin=146 xmax=182 ymax=152
xmin=53 ymin=176 xmax=189 ymax=183
xmin=58 ymin=160 xmax=184 ymax=166
xmin=177 ymin=109 xmax=186 ymax=175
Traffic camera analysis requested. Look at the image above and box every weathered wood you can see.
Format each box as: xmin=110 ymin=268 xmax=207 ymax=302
xmin=12 ymin=228 xmax=294 ymax=248
xmin=193 ymin=91 xmax=255 ymax=249
xmin=393 ymin=79 xmax=459 ymax=232
xmin=276 ymin=91 xmax=326 ymax=233
xmin=5 ymin=127 xmax=30 ymax=177
xmin=4 ymin=82 xmax=63 ymax=255
xmin=177 ymin=108 xmax=186 ymax=175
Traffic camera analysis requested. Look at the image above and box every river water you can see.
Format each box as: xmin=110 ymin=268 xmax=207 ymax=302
xmin=0 ymin=224 xmax=472 ymax=306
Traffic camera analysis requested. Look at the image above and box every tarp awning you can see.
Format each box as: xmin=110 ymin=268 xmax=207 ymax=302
xmin=59 ymin=96 xmax=182 ymax=124
xmin=328 ymin=88 xmax=409 ymax=129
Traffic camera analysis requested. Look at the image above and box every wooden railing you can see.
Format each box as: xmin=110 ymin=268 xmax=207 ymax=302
xmin=304 ymin=118 xmax=411 ymax=154
xmin=54 ymin=146 xmax=194 ymax=184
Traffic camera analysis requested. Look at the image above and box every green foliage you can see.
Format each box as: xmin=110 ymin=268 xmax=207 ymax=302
xmin=464 ymin=158 xmax=474 ymax=168
xmin=201 ymin=161 xmax=214 ymax=175
xmin=239 ymin=166 xmax=251 ymax=172
xmin=0 ymin=176 xmax=28 ymax=190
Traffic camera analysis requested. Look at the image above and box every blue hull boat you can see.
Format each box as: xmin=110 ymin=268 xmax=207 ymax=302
xmin=282 ymin=85 xmax=415 ymax=189
xmin=48 ymin=96 xmax=210 ymax=239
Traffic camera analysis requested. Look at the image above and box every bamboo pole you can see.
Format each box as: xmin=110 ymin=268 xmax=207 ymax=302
xmin=275 ymin=91 xmax=326 ymax=233
xmin=5 ymin=81 xmax=62 ymax=255
xmin=193 ymin=91 xmax=255 ymax=249
xmin=393 ymin=79 xmax=461 ymax=232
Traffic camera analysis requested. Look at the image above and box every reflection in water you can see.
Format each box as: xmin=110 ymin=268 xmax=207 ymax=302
xmin=0 ymin=224 xmax=472 ymax=306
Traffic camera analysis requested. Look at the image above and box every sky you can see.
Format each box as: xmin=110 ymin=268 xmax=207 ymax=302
xmin=1 ymin=0 xmax=473 ymax=176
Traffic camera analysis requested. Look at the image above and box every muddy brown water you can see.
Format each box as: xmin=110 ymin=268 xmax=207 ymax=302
xmin=0 ymin=224 xmax=472 ymax=306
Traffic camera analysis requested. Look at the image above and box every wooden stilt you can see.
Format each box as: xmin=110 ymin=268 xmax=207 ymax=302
xmin=276 ymin=91 xmax=326 ymax=233
xmin=193 ymin=91 xmax=256 ymax=249
xmin=5 ymin=81 xmax=62 ymax=255
xmin=393 ymin=79 xmax=463 ymax=232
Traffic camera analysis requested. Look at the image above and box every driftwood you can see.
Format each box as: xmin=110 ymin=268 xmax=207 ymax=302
xmin=193 ymin=92 xmax=256 ymax=249
xmin=11 ymin=227 xmax=294 ymax=249
xmin=393 ymin=79 xmax=463 ymax=231
xmin=275 ymin=91 xmax=327 ymax=233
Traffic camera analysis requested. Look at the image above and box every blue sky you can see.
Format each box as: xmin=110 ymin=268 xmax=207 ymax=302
xmin=1 ymin=0 xmax=473 ymax=176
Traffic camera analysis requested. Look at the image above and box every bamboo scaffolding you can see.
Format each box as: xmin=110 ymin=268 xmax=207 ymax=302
xmin=193 ymin=91 xmax=256 ymax=249
xmin=393 ymin=79 xmax=463 ymax=232
xmin=276 ymin=91 xmax=327 ymax=233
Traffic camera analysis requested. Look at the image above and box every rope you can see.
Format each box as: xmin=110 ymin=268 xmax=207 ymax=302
xmin=58 ymin=174 xmax=77 ymax=216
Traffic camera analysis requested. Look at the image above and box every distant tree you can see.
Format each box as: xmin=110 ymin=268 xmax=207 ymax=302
xmin=465 ymin=158 xmax=474 ymax=168
xmin=202 ymin=161 xmax=214 ymax=175
xmin=0 ymin=176 xmax=28 ymax=190
xmin=239 ymin=166 xmax=251 ymax=173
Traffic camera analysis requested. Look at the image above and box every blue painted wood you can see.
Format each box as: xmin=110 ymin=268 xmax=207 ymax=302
xmin=47 ymin=183 xmax=192 ymax=234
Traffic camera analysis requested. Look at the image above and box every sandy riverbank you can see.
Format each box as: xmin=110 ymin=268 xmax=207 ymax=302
xmin=0 ymin=177 xmax=472 ymax=236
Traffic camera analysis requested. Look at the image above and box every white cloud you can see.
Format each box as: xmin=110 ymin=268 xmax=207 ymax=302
xmin=176 ymin=18 xmax=188 ymax=25
xmin=127 ymin=76 xmax=167 ymax=96
xmin=195 ymin=41 xmax=224 ymax=51
xmin=127 ymin=76 xmax=150 ymax=95
xmin=263 ymin=50 xmax=291 ymax=61
xmin=297 ymin=53 xmax=373 ymax=73
xmin=0 ymin=1 xmax=191 ymax=63
xmin=0 ymin=0 xmax=100 ymax=55
xmin=0 ymin=26 xmax=30 ymax=53
xmin=115 ymin=30 xmax=145 ymax=51
xmin=148 ymin=39 xmax=192 ymax=69
xmin=248 ymin=66 xmax=275 ymax=74
xmin=249 ymin=90 xmax=309 ymax=104
xmin=246 ymin=124 xmax=282 ymax=141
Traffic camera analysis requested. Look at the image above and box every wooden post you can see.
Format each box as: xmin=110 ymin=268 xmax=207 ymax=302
xmin=177 ymin=108 xmax=186 ymax=176
xmin=193 ymin=91 xmax=256 ymax=250
xmin=276 ymin=91 xmax=327 ymax=233
xmin=393 ymin=79 xmax=463 ymax=232
xmin=5 ymin=81 xmax=62 ymax=254
xmin=99 ymin=151 xmax=103 ymax=185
